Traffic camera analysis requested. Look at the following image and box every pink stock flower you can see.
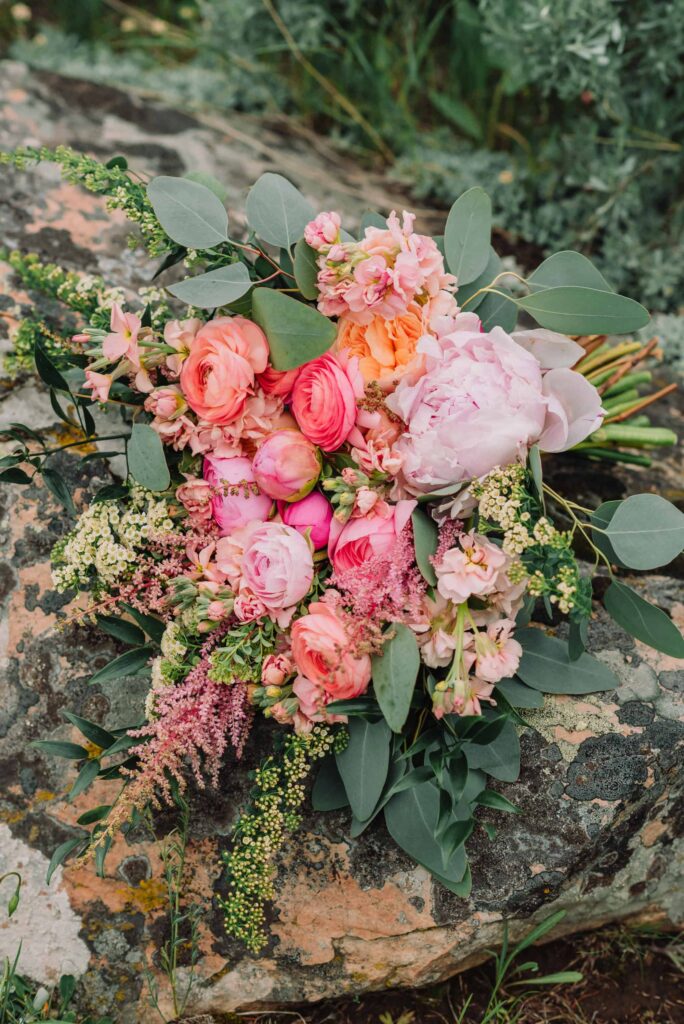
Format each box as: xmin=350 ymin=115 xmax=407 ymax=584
xmin=203 ymin=454 xmax=273 ymax=536
xmin=216 ymin=521 xmax=314 ymax=627
xmin=435 ymin=531 xmax=508 ymax=605
xmin=291 ymin=353 xmax=359 ymax=452
xmin=180 ymin=316 xmax=269 ymax=424
xmin=164 ymin=317 xmax=202 ymax=376
xmin=291 ymin=601 xmax=371 ymax=699
xmin=327 ymin=498 xmax=416 ymax=574
xmin=278 ymin=490 xmax=333 ymax=550
xmin=433 ymin=675 xmax=496 ymax=719
xmin=176 ymin=476 xmax=213 ymax=524
xmin=257 ymin=365 xmax=300 ymax=401
xmin=474 ymin=619 xmax=522 ymax=683
xmin=252 ymin=429 xmax=322 ymax=501
xmin=304 ymin=211 xmax=341 ymax=250
xmin=83 ymin=369 xmax=112 ymax=403
xmin=103 ymin=303 xmax=141 ymax=363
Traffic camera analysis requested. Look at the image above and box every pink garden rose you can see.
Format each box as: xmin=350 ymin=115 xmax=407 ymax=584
xmin=180 ymin=316 xmax=269 ymax=424
xmin=435 ymin=531 xmax=508 ymax=605
xmin=278 ymin=490 xmax=333 ymax=550
xmin=203 ymin=454 xmax=273 ymax=535
xmin=291 ymin=353 xmax=359 ymax=452
xmin=291 ymin=601 xmax=371 ymax=699
xmin=216 ymin=521 xmax=314 ymax=627
xmin=328 ymin=498 xmax=416 ymax=574
xmin=252 ymin=429 xmax=322 ymax=501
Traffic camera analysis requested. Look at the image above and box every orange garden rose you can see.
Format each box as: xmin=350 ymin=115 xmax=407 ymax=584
xmin=335 ymin=303 xmax=425 ymax=392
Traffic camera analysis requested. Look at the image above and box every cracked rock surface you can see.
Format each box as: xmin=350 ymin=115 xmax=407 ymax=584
xmin=0 ymin=58 xmax=683 ymax=1023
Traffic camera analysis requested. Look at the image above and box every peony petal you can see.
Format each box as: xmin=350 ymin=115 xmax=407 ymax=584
xmin=512 ymin=328 xmax=584 ymax=370
xmin=539 ymin=367 xmax=604 ymax=452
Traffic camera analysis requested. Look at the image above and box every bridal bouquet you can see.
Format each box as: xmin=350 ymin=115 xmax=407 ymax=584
xmin=2 ymin=148 xmax=683 ymax=951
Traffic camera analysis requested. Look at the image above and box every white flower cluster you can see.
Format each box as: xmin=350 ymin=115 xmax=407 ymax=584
xmin=52 ymin=487 xmax=174 ymax=593
xmin=145 ymin=622 xmax=190 ymax=719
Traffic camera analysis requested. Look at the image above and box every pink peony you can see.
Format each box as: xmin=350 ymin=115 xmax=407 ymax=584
xmin=216 ymin=521 xmax=314 ymax=627
xmin=180 ymin=316 xmax=269 ymax=425
xmin=291 ymin=601 xmax=371 ymax=699
xmin=304 ymin=211 xmax=341 ymax=250
xmin=278 ymin=490 xmax=333 ymax=550
xmin=473 ymin=619 xmax=522 ymax=683
xmin=539 ymin=368 xmax=604 ymax=452
xmin=291 ymin=353 xmax=359 ymax=452
xmin=203 ymin=454 xmax=273 ymax=536
xmin=435 ymin=531 xmax=508 ymax=605
xmin=252 ymin=429 xmax=322 ymax=502
xmin=327 ymin=499 xmax=416 ymax=574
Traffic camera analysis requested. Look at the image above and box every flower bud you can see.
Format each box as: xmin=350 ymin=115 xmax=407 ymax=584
xmin=252 ymin=429 xmax=322 ymax=502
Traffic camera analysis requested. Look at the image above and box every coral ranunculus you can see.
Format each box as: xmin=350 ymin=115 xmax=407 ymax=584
xmin=291 ymin=601 xmax=371 ymax=699
xmin=335 ymin=304 xmax=425 ymax=392
xmin=252 ymin=429 xmax=322 ymax=502
xmin=291 ymin=353 xmax=359 ymax=452
xmin=180 ymin=316 xmax=269 ymax=424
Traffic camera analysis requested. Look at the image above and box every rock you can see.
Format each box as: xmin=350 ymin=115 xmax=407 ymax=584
xmin=0 ymin=59 xmax=683 ymax=1023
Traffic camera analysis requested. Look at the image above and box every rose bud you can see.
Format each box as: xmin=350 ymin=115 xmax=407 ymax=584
xmin=203 ymin=454 xmax=273 ymax=536
xmin=278 ymin=490 xmax=333 ymax=550
xmin=252 ymin=429 xmax=322 ymax=502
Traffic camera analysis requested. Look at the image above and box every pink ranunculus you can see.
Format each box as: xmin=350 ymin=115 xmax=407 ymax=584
xmin=203 ymin=454 xmax=273 ymax=536
xmin=435 ymin=531 xmax=508 ymax=605
xmin=180 ymin=316 xmax=269 ymax=425
xmin=176 ymin=475 xmax=213 ymax=524
xmin=304 ymin=211 xmax=341 ymax=250
xmin=252 ymin=429 xmax=322 ymax=502
xmin=538 ymin=367 xmax=605 ymax=452
xmin=291 ymin=353 xmax=359 ymax=452
xmin=291 ymin=602 xmax=371 ymax=699
xmin=257 ymin=365 xmax=300 ymax=401
xmin=386 ymin=326 xmax=549 ymax=494
xmin=103 ymin=303 xmax=141 ymax=364
xmin=83 ymin=370 xmax=112 ymax=403
xmin=218 ymin=521 xmax=314 ymax=627
xmin=164 ymin=317 xmax=202 ymax=376
xmin=474 ymin=619 xmax=522 ymax=683
xmin=278 ymin=490 xmax=333 ymax=550
xmin=261 ymin=652 xmax=293 ymax=687
xmin=327 ymin=498 xmax=416 ymax=574
xmin=144 ymin=384 xmax=187 ymax=420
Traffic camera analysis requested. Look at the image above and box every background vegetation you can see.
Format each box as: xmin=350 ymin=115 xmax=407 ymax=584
xmin=2 ymin=0 xmax=683 ymax=312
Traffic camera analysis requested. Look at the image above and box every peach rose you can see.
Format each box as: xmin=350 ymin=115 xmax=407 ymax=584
xmin=291 ymin=601 xmax=371 ymax=700
xmin=180 ymin=316 xmax=269 ymax=425
xmin=336 ymin=304 xmax=425 ymax=392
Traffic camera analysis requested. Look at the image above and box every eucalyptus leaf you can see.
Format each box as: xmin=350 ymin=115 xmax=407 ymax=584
xmin=147 ymin=175 xmax=229 ymax=248
xmin=336 ymin=717 xmax=391 ymax=822
xmin=496 ymin=677 xmax=544 ymax=708
xmin=252 ymin=288 xmax=336 ymax=371
xmin=475 ymin=789 xmax=520 ymax=813
xmin=167 ymin=263 xmax=251 ymax=308
xmin=411 ymin=507 xmax=438 ymax=586
xmin=528 ymin=250 xmax=613 ymax=293
xmin=465 ymin=719 xmax=521 ymax=782
xmin=127 ymin=423 xmax=170 ymax=492
xmin=457 ymin=247 xmax=501 ymax=312
xmin=293 ymin=238 xmax=320 ymax=300
xmin=359 ymin=210 xmax=387 ymax=233
xmin=478 ymin=285 xmax=517 ymax=331
xmin=604 ymin=493 xmax=684 ymax=569
xmin=590 ymin=500 xmax=626 ymax=567
xmin=384 ymin=781 xmax=467 ymax=883
xmin=372 ymin=623 xmax=420 ymax=733
xmin=311 ymin=756 xmax=350 ymax=811
xmin=516 ymin=628 xmax=618 ymax=694
xmin=604 ymin=580 xmax=684 ymax=658
xmin=568 ymin=617 xmax=589 ymax=661
xmin=444 ymin=187 xmax=492 ymax=285
xmin=245 ymin=172 xmax=314 ymax=249
xmin=517 ymin=286 xmax=650 ymax=335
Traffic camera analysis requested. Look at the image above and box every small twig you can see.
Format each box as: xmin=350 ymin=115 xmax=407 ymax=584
xmin=604 ymin=382 xmax=678 ymax=423
xmin=597 ymin=337 xmax=658 ymax=395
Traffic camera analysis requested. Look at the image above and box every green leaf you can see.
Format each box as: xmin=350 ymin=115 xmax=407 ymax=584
xmin=475 ymin=789 xmax=520 ymax=813
xmin=433 ymin=860 xmax=472 ymax=897
xmin=32 ymin=740 xmax=89 ymax=760
xmin=568 ymin=617 xmax=589 ymax=661
xmin=183 ymin=170 xmax=227 ymax=201
xmin=167 ymin=263 xmax=251 ymax=308
xmin=428 ymin=90 xmax=483 ymax=141
xmin=515 ymin=971 xmax=583 ymax=987
xmin=120 ymin=603 xmax=166 ymax=644
xmin=336 ymin=717 xmax=391 ymax=821
xmin=127 ymin=423 xmax=170 ymax=492
xmin=96 ymin=614 xmax=146 ymax=647
xmin=251 ymin=288 xmax=336 ymax=371
xmin=440 ymin=818 xmax=475 ymax=866
xmin=528 ymin=445 xmax=543 ymax=503
xmin=372 ymin=623 xmax=420 ymax=733
xmin=47 ymin=838 xmax=83 ymax=884
xmin=42 ymin=467 xmax=76 ymax=514
xmin=465 ymin=720 xmax=520 ymax=782
xmin=604 ymin=494 xmax=684 ymax=570
xmin=293 ymin=238 xmax=319 ymax=300
xmin=0 ymin=467 xmax=31 ymax=485
xmin=311 ymin=756 xmax=349 ymax=811
xmin=147 ymin=175 xmax=228 ymax=248
xmin=511 ymin=910 xmax=567 ymax=954
xmin=516 ymin=628 xmax=618 ymax=694
xmin=528 ymin=251 xmax=613 ymax=293
xmin=62 ymin=711 xmax=115 ymax=750
xmin=76 ymin=804 xmax=112 ymax=826
xmin=457 ymin=247 xmax=501 ymax=312
xmin=411 ymin=507 xmax=438 ymax=586
xmin=590 ymin=500 xmax=626 ymax=567
xmin=478 ymin=284 xmax=517 ymax=331
xmin=34 ymin=342 xmax=70 ymax=391
xmin=516 ymin=287 xmax=650 ymax=335
xmin=89 ymin=647 xmax=153 ymax=685
xmin=604 ymin=581 xmax=684 ymax=658
xmin=444 ymin=187 xmax=492 ymax=286
xmin=245 ymin=172 xmax=314 ymax=250
xmin=384 ymin=782 xmax=467 ymax=883
xmin=359 ymin=210 xmax=386 ymax=233
xmin=68 ymin=759 xmax=100 ymax=802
